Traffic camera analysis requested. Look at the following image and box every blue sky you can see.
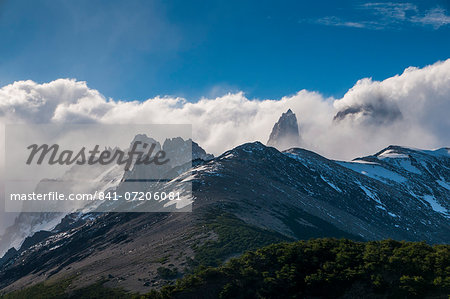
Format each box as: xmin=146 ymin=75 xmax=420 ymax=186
xmin=0 ymin=0 xmax=449 ymax=101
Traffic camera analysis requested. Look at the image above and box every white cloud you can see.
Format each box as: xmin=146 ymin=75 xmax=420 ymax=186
xmin=331 ymin=59 xmax=450 ymax=156
xmin=0 ymin=59 xmax=449 ymax=161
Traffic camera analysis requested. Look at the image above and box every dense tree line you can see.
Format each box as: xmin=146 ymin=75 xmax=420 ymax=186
xmin=157 ymin=238 xmax=449 ymax=298
xmin=2 ymin=238 xmax=449 ymax=298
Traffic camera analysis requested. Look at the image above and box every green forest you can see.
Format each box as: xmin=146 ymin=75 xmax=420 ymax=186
xmin=2 ymin=238 xmax=449 ymax=299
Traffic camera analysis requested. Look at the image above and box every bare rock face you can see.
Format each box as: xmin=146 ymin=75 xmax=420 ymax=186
xmin=267 ymin=109 xmax=301 ymax=150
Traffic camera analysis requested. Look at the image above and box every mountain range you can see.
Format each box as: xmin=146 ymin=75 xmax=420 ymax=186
xmin=0 ymin=110 xmax=449 ymax=294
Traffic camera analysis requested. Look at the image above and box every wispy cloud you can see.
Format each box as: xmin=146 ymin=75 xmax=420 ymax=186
xmin=411 ymin=7 xmax=450 ymax=29
xmin=307 ymin=2 xmax=450 ymax=30
xmin=314 ymin=16 xmax=371 ymax=29
xmin=361 ymin=2 xmax=417 ymax=21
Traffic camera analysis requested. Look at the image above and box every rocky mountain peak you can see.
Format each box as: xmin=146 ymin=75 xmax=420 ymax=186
xmin=267 ymin=109 xmax=301 ymax=150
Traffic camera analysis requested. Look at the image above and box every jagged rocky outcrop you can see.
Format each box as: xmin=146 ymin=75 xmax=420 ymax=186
xmin=267 ymin=109 xmax=301 ymax=150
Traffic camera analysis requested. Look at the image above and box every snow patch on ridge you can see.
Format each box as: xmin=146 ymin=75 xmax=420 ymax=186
xmin=320 ymin=175 xmax=342 ymax=192
xmin=356 ymin=181 xmax=381 ymax=205
xmin=422 ymin=194 xmax=448 ymax=215
xmin=396 ymin=159 xmax=421 ymax=174
xmin=337 ymin=161 xmax=407 ymax=183
xmin=436 ymin=180 xmax=450 ymax=190
xmin=378 ymin=150 xmax=408 ymax=159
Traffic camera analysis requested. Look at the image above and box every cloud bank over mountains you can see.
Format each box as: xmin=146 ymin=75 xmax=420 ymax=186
xmin=0 ymin=59 xmax=449 ymax=160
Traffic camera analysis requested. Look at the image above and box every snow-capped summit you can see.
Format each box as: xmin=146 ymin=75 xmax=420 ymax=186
xmin=338 ymin=145 xmax=450 ymax=218
xmin=267 ymin=109 xmax=301 ymax=150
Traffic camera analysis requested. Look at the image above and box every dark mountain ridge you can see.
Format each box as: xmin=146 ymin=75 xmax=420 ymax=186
xmin=0 ymin=142 xmax=448 ymax=294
